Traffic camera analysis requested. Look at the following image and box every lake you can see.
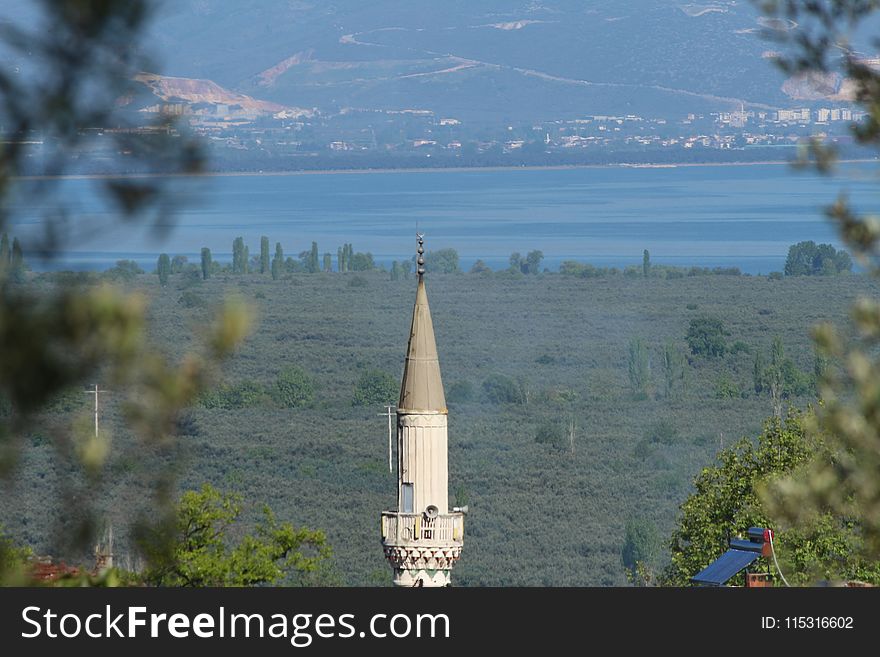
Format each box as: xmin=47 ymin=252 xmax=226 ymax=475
xmin=10 ymin=162 xmax=879 ymax=274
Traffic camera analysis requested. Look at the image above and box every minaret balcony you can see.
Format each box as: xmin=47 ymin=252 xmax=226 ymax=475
xmin=381 ymin=511 xmax=464 ymax=548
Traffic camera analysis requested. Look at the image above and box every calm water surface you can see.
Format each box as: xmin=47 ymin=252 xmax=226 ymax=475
xmin=11 ymin=163 xmax=879 ymax=273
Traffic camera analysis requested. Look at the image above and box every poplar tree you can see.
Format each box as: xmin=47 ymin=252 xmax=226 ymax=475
xmin=271 ymin=242 xmax=283 ymax=280
xmin=232 ymin=237 xmax=245 ymax=274
xmin=260 ymin=236 xmax=270 ymax=274
xmin=0 ymin=233 xmax=9 ymax=272
xmin=243 ymin=245 xmax=250 ymax=274
xmin=337 ymin=246 xmax=344 ymax=273
xmin=643 ymin=249 xmax=651 ymax=278
xmin=323 ymin=252 xmax=331 ymax=272
xmin=10 ymin=238 xmax=25 ymax=283
xmin=200 ymin=247 xmax=212 ymax=280
xmin=157 ymin=253 xmax=171 ymax=286
xmin=309 ymin=242 xmax=319 ymax=273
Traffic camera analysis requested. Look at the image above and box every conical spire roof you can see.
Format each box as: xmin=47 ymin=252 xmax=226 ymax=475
xmin=398 ymin=239 xmax=446 ymax=414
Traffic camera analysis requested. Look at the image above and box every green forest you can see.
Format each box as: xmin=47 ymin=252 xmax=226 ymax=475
xmin=2 ymin=264 xmax=875 ymax=585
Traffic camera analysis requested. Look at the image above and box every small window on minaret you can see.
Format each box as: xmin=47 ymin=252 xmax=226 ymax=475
xmin=401 ymin=483 xmax=414 ymax=513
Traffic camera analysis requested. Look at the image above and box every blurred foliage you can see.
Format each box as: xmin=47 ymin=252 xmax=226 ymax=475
xmin=0 ymin=1 xmax=256 ymax=586
xmin=140 ymin=484 xmax=332 ymax=587
xmin=754 ymin=0 xmax=880 ymax=565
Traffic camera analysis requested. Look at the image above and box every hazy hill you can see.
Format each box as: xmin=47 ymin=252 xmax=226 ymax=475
xmin=141 ymin=0 xmax=794 ymax=121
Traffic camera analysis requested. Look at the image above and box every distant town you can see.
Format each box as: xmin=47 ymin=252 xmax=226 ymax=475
xmin=20 ymin=92 xmax=872 ymax=174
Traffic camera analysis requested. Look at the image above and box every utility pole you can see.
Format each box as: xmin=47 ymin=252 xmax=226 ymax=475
xmin=378 ymin=404 xmax=395 ymax=473
xmin=85 ymin=384 xmax=109 ymax=438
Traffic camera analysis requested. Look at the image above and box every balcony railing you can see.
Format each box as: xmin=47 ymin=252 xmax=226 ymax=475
xmin=381 ymin=512 xmax=464 ymax=547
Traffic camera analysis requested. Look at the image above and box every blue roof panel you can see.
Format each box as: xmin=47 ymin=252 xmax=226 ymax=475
xmin=691 ymin=549 xmax=760 ymax=586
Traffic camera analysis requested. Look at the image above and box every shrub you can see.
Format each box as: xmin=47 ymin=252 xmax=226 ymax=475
xmin=200 ymin=381 xmax=269 ymax=409
xmin=646 ymin=420 xmax=678 ymax=446
xmin=105 ymin=259 xmax=144 ymax=282
xmin=482 ymin=373 xmax=523 ymax=404
xmin=535 ymin=421 xmax=567 ymax=451
xmin=352 ymin=369 xmax=398 ymax=406
xmin=715 ymin=374 xmax=740 ymax=399
xmin=730 ymin=340 xmax=751 ymax=355
xmin=686 ymin=316 xmax=727 ymax=357
xmin=178 ymin=291 xmax=205 ymax=308
xmin=273 ymin=366 xmax=315 ymax=408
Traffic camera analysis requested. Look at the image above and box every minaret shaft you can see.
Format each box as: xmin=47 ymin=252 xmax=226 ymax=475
xmin=380 ymin=235 xmax=463 ymax=587
xmin=398 ymin=413 xmax=449 ymax=515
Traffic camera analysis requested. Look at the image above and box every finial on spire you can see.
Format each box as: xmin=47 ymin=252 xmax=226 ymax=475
xmin=416 ymin=233 xmax=425 ymax=278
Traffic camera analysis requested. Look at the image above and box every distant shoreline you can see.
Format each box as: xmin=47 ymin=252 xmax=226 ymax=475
xmin=14 ymin=158 xmax=879 ymax=181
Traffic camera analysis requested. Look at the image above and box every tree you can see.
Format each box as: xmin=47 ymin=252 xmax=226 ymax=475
xmin=232 ymin=237 xmax=245 ymax=274
xmin=766 ymin=336 xmax=785 ymax=418
xmin=662 ymin=411 xmax=880 ymax=586
xmin=260 ymin=236 xmax=270 ymax=274
xmin=157 ymin=253 xmax=171 ymax=287
xmin=271 ymin=242 xmax=283 ymax=280
xmin=352 ymin=369 xmax=398 ymax=406
xmin=309 ymin=241 xmax=319 ymax=273
xmin=104 ymin=259 xmax=144 ymax=282
xmin=0 ymin=233 xmax=9 ymax=273
xmin=273 ymin=366 xmax=315 ymax=408
xmin=686 ymin=316 xmax=726 ymax=357
xmin=508 ymin=252 xmax=523 ymax=274
xmin=200 ymin=247 xmax=212 ymax=280
xmin=170 ymin=255 xmax=188 ymax=274
xmin=323 ymin=252 xmax=332 ymax=272
xmin=753 ymin=349 xmax=765 ymax=394
xmin=470 ymin=259 xmax=491 ymax=274
xmin=643 ymin=249 xmax=651 ymax=278
xmin=661 ymin=341 xmax=686 ymax=398
xmin=425 ymin=248 xmax=460 ymax=274
xmin=0 ymin=524 xmax=31 ymax=584
xmin=622 ymin=519 xmax=659 ymax=585
xmin=337 ymin=246 xmax=345 ymax=273
xmin=525 ymin=250 xmax=544 ymax=275
xmin=784 ymin=241 xmax=852 ymax=276
xmin=141 ymin=484 xmax=331 ymax=587
xmin=390 ymin=260 xmax=402 ymax=281
xmin=349 ymin=251 xmax=375 ymax=271
xmin=627 ymin=337 xmax=651 ymax=399
xmin=9 ymin=238 xmax=25 ymax=283
xmin=243 ymin=244 xmax=250 ymax=274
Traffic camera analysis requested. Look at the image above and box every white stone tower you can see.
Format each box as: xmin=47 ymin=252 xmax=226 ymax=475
xmin=380 ymin=235 xmax=464 ymax=587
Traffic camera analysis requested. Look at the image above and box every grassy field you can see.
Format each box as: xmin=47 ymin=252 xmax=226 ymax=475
xmin=3 ymin=268 xmax=877 ymax=585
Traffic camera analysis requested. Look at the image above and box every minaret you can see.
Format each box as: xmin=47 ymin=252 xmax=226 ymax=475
xmin=380 ymin=235 xmax=464 ymax=587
